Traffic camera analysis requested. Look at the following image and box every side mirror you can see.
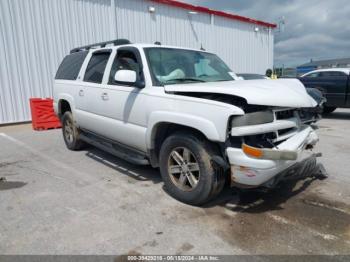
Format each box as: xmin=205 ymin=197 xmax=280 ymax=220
xmin=114 ymin=70 xmax=137 ymax=84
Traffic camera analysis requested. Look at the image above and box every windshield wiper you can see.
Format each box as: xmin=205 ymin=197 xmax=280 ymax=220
xmin=164 ymin=77 xmax=206 ymax=84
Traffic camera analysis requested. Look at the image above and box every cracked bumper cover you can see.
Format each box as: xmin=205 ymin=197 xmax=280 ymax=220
xmin=226 ymin=126 xmax=319 ymax=187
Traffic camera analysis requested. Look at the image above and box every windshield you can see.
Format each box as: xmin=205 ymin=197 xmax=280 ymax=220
xmin=144 ymin=47 xmax=234 ymax=85
xmin=237 ymin=74 xmax=267 ymax=80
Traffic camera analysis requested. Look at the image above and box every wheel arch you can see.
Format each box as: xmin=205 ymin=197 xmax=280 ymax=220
xmin=57 ymin=94 xmax=75 ymax=119
xmin=146 ymin=112 xmax=223 ymax=167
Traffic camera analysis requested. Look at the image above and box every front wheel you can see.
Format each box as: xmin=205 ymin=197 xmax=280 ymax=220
xmin=159 ymin=132 xmax=225 ymax=206
xmin=61 ymin=111 xmax=84 ymax=150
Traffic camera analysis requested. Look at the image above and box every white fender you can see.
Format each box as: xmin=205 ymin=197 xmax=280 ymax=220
xmin=146 ymin=111 xmax=222 ymax=149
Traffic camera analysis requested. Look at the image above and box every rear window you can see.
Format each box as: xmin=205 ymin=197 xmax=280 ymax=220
xmin=55 ymin=51 xmax=88 ymax=80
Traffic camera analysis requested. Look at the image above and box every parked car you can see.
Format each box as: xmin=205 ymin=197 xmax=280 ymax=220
xmin=299 ymin=68 xmax=350 ymax=114
xmin=54 ymin=39 xmax=325 ymax=205
xmin=237 ymin=73 xmax=269 ymax=80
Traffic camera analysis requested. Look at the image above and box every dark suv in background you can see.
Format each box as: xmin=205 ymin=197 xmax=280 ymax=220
xmin=299 ymin=68 xmax=350 ymax=114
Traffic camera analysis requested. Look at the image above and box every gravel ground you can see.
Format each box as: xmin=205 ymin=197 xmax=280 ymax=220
xmin=0 ymin=109 xmax=350 ymax=255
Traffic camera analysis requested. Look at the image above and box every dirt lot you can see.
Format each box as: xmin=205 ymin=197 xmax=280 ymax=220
xmin=1 ymin=109 xmax=350 ymax=255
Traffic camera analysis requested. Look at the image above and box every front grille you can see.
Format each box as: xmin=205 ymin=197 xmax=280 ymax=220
xmin=230 ymin=108 xmax=303 ymax=149
xmin=278 ymin=127 xmax=295 ymax=136
xmin=275 ymin=109 xmax=295 ymax=120
xmin=272 ymin=108 xmax=300 ymax=143
xmin=243 ymin=108 xmax=301 ymax=148
xmin=242 ymin=132 xmax=276 ymax=148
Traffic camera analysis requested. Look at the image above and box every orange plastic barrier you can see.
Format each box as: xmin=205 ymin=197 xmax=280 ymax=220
xmin=29 ymin=98 xmax=61 ymax=131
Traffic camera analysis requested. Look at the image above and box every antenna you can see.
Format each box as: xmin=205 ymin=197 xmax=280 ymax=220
xmin=275 ymin=16 xmax=285 ymax=33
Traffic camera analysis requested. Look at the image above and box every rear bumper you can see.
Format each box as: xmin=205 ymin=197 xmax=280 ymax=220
xmin=226 ymin=126 xmax=319 ymax=187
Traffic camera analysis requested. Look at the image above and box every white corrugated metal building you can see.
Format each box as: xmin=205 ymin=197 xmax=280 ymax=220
xmin=0 ymin=0 xmax=276 ymax=124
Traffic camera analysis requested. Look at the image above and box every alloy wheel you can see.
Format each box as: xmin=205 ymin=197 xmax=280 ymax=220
xmin=64 ymin=119 xmax=74 ymax=144
xmin=167 ymin=147 xmax=200 ymax=191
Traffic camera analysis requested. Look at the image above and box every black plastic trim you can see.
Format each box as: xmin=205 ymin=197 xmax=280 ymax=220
xmin=70 ymin=39 xmax=131 ymax=53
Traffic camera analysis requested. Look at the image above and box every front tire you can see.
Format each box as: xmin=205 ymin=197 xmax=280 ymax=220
xmin=323 ymin=106 xmax=336 ymax=114
xmin=159 ymin=132 xmax=225 ymax=206
xmin=61 ymin=111 xmax=84 ymax=150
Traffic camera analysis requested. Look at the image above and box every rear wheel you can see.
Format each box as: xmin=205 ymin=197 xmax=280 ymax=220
xmin=61 ymin=111 xmax=84 ymax=150
xmin=323 ymin=106 xmax=336 ymax=114
xmin=159 ymin=132 xmax=226 ymax=206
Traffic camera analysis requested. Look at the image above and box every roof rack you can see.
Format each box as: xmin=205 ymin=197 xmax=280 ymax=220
xmin=70 ymin=39 xmax=131 ymax=53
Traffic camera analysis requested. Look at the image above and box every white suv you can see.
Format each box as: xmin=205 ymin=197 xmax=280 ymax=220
xmin=54 ymin=39 xmax=325 ymax=205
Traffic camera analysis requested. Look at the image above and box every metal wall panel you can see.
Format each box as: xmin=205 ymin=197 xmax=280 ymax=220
xmin=0 ymin=0 xmax=112 ymax=124
xmin=114 ymin=0 xmax=273 ymax=73
xmin=0 ymin=0 xmax=273 ymax=124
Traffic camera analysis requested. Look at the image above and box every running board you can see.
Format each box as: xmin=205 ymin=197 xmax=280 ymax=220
xmin=79 ymin=131 xmax=149 ymax=165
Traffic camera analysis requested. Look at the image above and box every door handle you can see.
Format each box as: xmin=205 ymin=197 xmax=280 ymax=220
xmin=79 ymin=90 xmax=84 ymax=97
xmin=101 ymin=92 xmax=109 ymax=101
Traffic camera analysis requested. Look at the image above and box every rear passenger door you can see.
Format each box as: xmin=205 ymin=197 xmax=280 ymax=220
xmin=76 ymin=50 xmax=112 ymax=132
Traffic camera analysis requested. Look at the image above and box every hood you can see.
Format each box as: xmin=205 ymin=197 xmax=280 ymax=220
xmin=164 ymin=79 xmax=317 ymax=108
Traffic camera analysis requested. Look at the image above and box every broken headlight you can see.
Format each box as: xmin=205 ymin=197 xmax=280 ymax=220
xmin=231 ymin=110 xmax=274 ymax=127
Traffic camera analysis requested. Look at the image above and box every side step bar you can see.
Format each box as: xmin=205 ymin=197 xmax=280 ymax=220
xmin=80 ymin=131 xmax=149 ymax=165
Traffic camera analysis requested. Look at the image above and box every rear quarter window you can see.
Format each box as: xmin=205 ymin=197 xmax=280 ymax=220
xmin=55 ymin=51 xmax=88 ymax=80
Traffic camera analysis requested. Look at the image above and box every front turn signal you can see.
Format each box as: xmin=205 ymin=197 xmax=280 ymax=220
xmin=242 ymin=143 xmax=298 ymax=160
xmin=242 ymin=143 xmax=263 ymax=158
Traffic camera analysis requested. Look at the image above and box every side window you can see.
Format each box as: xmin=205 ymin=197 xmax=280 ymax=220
xmin=320 ymin=71 xmax=347 ymax=77
xmin=83 ymin=52 xmax=111 ymax=84
xmin=55 ymin=51 xmax=88 ymax=80
xmin=305 ymin=72 xmax=319 ymax=78
xmin=109 ymin=50 xmax=141 ymax=85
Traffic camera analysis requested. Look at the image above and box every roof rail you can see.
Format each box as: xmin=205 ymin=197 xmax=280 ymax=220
xmin=70 ymin=39 xmax=131 ymax=53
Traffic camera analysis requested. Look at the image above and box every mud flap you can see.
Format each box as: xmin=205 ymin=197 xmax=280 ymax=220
xmin=209 ymin=156 xmax=229 ymax=197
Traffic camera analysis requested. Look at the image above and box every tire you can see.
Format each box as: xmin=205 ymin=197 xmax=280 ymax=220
xmin=61 ymin=111 xmax=84 ymax=150
xmin=323 ymin=106 xmax=336 ymax=114
xmin=159 ymin=131 xmax=226 ymax=206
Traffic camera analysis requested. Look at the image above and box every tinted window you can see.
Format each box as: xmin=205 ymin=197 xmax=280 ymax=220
xmin=320 ymin=71 xmax=347 ymax=77
xmin=55 ymin=51 xmax=88 ymax=80
xmin=84 ymin=52 xmax=111 ymax=83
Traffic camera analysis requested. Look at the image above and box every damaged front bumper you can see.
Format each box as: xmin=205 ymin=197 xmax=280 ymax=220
xmin=226 ymin=126 xmax=321 ymax=187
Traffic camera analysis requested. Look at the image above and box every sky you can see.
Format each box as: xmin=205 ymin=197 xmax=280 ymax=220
xmin=183 ymin=0 xmax=350 ymax=67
